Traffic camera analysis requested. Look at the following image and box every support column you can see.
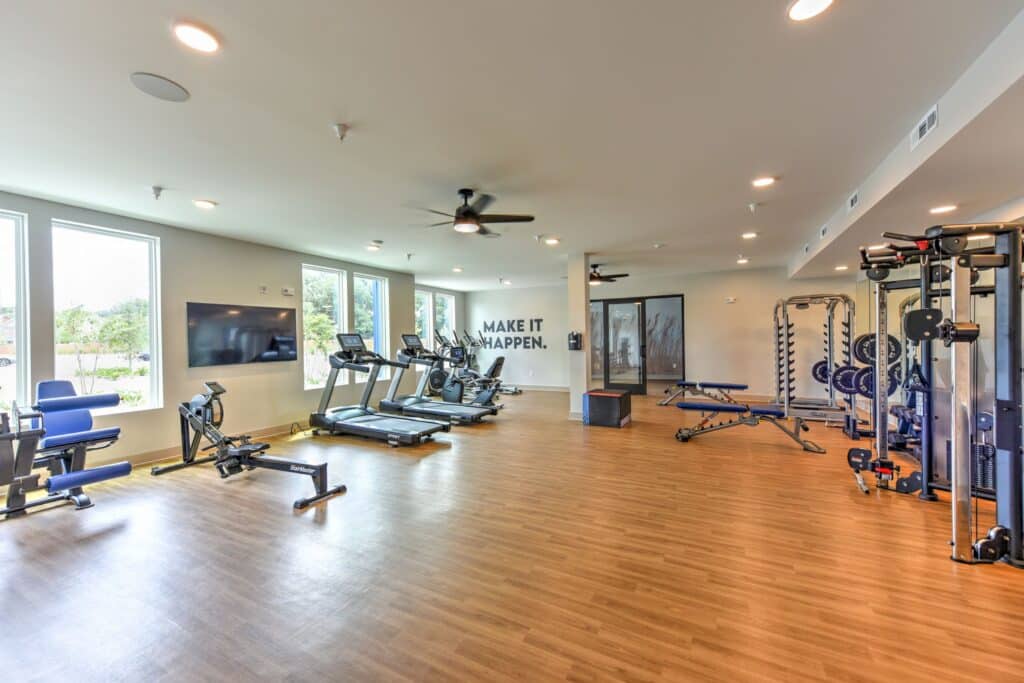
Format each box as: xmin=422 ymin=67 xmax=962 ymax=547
xmin=567 ymin=253 xmax=591 ymax=420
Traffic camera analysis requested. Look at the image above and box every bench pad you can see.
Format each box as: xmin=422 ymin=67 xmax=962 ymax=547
xmin=699 ymin=382 xmax=748 ymax=390
xmin=750 ymin=406 xmax=786 ymax=418
xmin=676 ymin=402 xmax=746 ymax=414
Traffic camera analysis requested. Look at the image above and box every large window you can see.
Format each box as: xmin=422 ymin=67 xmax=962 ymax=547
xmin=434 ymin=292 xmax=456 ymax=341
xmin=52 ymin=221 xmax=161 ymax=411
xmin=0 ymin=211 xmax=28 ymax=411
xmin=302 ymin=265 xmax=346 ymax=389
xmin=414 ymin=289 xmax=433 ymax=348
xmin=354 ymin=274 xmax=389 ymax=377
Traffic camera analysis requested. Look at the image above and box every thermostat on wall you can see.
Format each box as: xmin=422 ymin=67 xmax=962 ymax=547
xmin=282 ymin=287 xmax=296 ymax=297
xmin=725 ymin=297 xmax=737 ymax=304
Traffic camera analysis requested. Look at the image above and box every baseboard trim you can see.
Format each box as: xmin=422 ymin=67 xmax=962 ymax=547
xmin=568 ymin=411 xmax=582 ymax=421
xmin=515 ymin=385 xmax=569 ymax=392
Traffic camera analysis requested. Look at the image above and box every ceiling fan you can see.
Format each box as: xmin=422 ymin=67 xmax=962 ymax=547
xmin=423 ymin=188 xmax=535 ymax=238
xmin=590 ymin=264 xmax=629 ymax=285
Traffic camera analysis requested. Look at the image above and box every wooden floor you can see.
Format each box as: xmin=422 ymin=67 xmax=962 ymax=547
xmin=3 ymin=391 xmax=1024 ymax=682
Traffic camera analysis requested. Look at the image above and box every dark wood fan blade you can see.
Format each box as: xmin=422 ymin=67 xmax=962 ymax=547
xmin=601 ymin=273 xmax=629 ymax=279
xmin=428 ymin=221 xmax=451 ymax=227
xmin=478 ymin=225 xmax=502 ymax=238
xmin=425 ymin=209 xmax=455 ymax=218
xmin=470 ymin=193 xmax=495 ymax=214
xmin=478 ymin=214 xmax=535 ymax=224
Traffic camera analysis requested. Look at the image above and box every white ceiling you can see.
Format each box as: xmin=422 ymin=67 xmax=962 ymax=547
xmin=796 ymin=73 xmax=1024 ymax=278
xmin=1 ymin=1 xmax=1022 ymax=290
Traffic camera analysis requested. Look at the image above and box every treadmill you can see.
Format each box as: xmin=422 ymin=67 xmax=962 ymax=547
xmin=310 ymin=333 xmax=450 ymax=447
xmin=380 ymin=334 xmax=498 ymax=424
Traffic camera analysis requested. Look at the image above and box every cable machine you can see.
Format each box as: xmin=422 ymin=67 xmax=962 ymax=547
xmin=848 ymin=222 xmax=1024 ymax=567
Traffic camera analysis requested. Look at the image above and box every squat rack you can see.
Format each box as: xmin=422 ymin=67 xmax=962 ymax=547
xmin=772 ymin=294 xmax=855 ymax=426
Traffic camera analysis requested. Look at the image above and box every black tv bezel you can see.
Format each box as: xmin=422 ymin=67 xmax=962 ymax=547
xmin=186 ymin=301 xmax=298 ymax=368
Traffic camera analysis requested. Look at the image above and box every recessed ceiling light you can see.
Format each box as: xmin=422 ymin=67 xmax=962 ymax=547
xmin=788 ymin=0 xmax=834 ymax=22
xmin=834 ymin=265 xmax=849 ymax=271
xmin=366 ymin=240 xmax=383 ymax=252
xmin=737 ymin=257 xmax=749 ymax=265
xmin=867 ymin=244 xmax=887 ymax=251
xmin=652 ymin=243 xmax=665 ymax=249
xmin=192 ymin=199 xmax=217 ymax=210
xmin=502 ymin=279 xmax=512 ymax=286
xmin=173 ymin=22 xmax=220 ymax=53
xmin=452 ymin=266 xmax=464 ymax=273
xmin=751 ymin=177 xmax=776 ymax=188
xmin=930 ymin=204 xmax=958 ymax=215
xmin=742 ymin=231 xmax=758 ymax=240
xmin=544 ymin=237 xmax=560 ymax=246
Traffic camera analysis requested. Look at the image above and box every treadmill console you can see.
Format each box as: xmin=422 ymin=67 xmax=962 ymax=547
xmin=401 ymin=334 xmax=424 ymax=351
xmin=337 ymin=333 xmax=367 ymax=353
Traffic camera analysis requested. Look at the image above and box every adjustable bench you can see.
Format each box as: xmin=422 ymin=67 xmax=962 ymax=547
xmin=674 ymin=401 xmax=825 ymax=453
xmin=659 ymin=381 xmax=748 ymax=406
xmin=1 ymin=380 xmax=132 ymax=519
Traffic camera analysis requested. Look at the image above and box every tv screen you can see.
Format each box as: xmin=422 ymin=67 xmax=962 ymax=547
xmin=187 ymin=302 xmax=297 ymax=368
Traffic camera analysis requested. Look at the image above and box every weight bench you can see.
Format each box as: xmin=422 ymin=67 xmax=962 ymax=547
xmin=1 ymin=380 xmax=132 ymax=519
xmin=674 ymin=401 xmax=825 ymax=453
xmin=659 ymin=381 xmax=748 ymax=406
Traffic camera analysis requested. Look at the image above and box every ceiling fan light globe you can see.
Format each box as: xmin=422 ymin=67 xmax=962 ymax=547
xmin=453 ymin=220 xmax=480 ymax=233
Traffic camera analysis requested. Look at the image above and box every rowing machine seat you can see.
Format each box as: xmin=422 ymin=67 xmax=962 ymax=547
xmin=675 ymin=402 xmax=746 ymax=413
xmin=749 ymin=406 xmax=786 ymax=418
xmin=676 ymin=381 xmax=699 ymax=387
xmin=699 ymin=382 xmax=748 ymax=390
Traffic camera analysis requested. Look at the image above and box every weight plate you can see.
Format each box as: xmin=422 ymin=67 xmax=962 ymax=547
xmin=811 ymin=360 xmax=831 ymax=384
xmin=831 ymin=365 xmax=859 ymax=396
xmin=888 ymin=364 xmax=902 ymax=386
xmin=854 ymin=366 xmax=898 ymax=399
xmin=853 ymin=333 xmax=901 ymax=365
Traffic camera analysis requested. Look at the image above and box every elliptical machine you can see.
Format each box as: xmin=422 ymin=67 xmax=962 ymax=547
xmin=152 ymin=381 xmax=346 ymax=510
xmin=429 ymin=332 xmax=502 ymax=408
xmin=462 ymin=329 xmax=522 ymax=396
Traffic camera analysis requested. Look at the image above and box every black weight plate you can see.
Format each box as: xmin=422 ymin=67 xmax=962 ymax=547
xmin=853 ymin=333 xmax=901 ymax=365
xmin=854 ymin=366 xmax=898 ymax=399
xmin=811 ymin=360 xmax=830 ymax=384
xmin=831 ymin=365 xmax=859 ymax=395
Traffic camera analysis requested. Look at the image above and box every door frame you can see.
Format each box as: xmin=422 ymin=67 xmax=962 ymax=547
xmin=592 ymin=294 xmax=685 ymax=395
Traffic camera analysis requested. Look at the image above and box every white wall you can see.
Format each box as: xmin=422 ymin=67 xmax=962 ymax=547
xmin=466 ymin=285 xmax=569 ymax=389
xmin=467 ymin=268 xmax=857 ymax=399
xmin=2 ymin=190 xmax=463 ymax=464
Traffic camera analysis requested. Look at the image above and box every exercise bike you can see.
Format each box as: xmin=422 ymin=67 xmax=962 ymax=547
xmin=428 ymin=334 xmax=503 ymax=408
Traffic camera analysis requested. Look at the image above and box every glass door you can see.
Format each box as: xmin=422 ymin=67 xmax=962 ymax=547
xmin=604 ymin=299 xmax=646 ymax=394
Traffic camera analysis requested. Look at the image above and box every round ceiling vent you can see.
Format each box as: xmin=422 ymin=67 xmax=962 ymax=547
xmin=130 ymin=72 xmax=190 ymax=102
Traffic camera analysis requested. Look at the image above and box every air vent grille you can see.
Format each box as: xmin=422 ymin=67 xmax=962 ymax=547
xmin=847 ymin=191 xmax=859 ymax=213
xmin=911 ymin=104 xmax=938 ymax=150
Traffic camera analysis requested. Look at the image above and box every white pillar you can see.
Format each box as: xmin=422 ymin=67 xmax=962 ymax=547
xmin=567 ymin=253 xmax=591 ymax=419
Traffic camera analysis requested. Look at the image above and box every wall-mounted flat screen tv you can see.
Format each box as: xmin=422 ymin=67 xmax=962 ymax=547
xmin=187 ymin=302 xmax=297 ymax=368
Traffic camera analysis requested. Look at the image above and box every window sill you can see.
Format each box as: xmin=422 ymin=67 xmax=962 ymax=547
xmin=93 ymin=403 xmax=165 ymax=418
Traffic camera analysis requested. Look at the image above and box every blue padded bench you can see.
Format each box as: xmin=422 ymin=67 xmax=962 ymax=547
xmin=674 ymin=400 xmax=824 ymax=453
xmin=1 ymin=380 xmax=132 ymax=519
xmin=659 ymin=380 xmax=749 ymax=406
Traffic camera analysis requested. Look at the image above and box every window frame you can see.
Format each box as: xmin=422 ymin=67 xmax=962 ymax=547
xmin=414 ymin=288 xmax=435 ymax=351
xmin=353 ymin=273 xmax=390 ymax=381
xmin=50 ymin=218 xmax=163 ymax=413
xmin=0 ymin=209 xmax=30 ymax=408
xmin=301 ymin=264 xmax=348 ymax=390
xmin=433 ymin=291 xmax=456 ymax=342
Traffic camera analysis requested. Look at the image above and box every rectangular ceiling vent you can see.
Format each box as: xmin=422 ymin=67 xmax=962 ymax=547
xmin=910 ymin=104 xmax=938 ymax=150
xmin=847 ymin=191 xmax=859 ymax=213
xmin=819 ymin=224 xmax=828 ymax=239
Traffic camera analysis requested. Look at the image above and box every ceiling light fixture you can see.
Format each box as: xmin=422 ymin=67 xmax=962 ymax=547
xmin=173 ymin=22 xmax=220 ymax=53
xmin=930 ymin=204 xmax=958 ymax=215
xmin=192 ymin=199 xmax=217 ymax=210
xmin=742 ymin=231 xmax=758 ymax=240
xmin=751 ymin=176 xmax=776 ymax=188
xmin=589 ymin=280 xmax=602 ymax=286
xmin=501 ymin=278 xmax=512 ymax=286
xmin=652 ymin=243 xmax=665 ymax=249
xmin=788 ymin=0 xmax=834 ymax=22
xmin=834 ymin=265 xmax=849 ymax=271
xmin=453 ymin=217 xmax=480 ymax=233
xmin=366 ymin=240 xmax=383 ymax=252
xmin=737 ymin=256 xmax=749 ymax=265
xmin=452 ymin=266 xmax=464 ymax=273
xmin=544 ymin=237 xmax=560 ymax=246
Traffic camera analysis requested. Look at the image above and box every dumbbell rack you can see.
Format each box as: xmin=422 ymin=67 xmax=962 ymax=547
xmin=772 ymin=294 xmax=855 ymax=425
